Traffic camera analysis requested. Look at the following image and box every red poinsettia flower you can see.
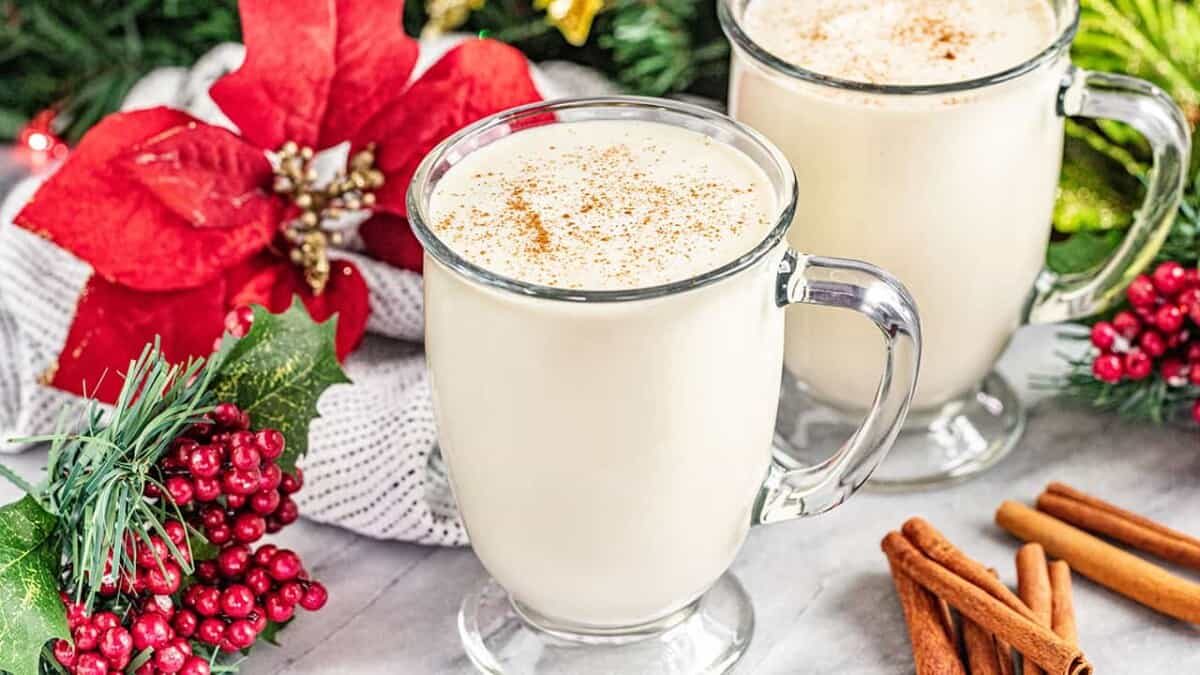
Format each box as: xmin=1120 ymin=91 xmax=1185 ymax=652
xmin=15 ymin=0 xmax=541 ymax=402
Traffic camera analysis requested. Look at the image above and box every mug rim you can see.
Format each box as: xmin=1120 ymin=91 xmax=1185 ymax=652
xmin=718 ymin=0 xmax=1081 ymax=96
xmin=406 ymin=96 xmax=800 ymax=303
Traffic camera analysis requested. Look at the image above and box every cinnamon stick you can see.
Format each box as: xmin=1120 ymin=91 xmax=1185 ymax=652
xmin=882 ymin=530 xmax=1090 ymax=675
xmin=962 ymin=616 xmax=1002 ymax=675
xmin=1049 ymin=561 xmax=1077 ymax=644
xmin=889 ymin=559 xmax=967 ymax=674
xmin=997 ymin=500 xmax=1200 ymax=623
xmin=1037 ymin=482 xmax=1200 ymax=570
xmin=1016 ymin=544 xmax=1051 ymax=675
xmin=990 ymin=569 xmax=1017 ymax=675
xmin=902 ymin=519 xmax=1039 ymax=623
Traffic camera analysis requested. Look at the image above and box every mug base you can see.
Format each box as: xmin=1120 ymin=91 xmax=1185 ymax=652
xmin=458 ymin=572 xmax=754 ymax=674
xmin=775 ymin=369 xmax=1026 ymax=490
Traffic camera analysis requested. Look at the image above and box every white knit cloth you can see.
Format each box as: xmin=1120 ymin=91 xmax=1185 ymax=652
xmin=0 ymin=38 xmax=618 ymax=546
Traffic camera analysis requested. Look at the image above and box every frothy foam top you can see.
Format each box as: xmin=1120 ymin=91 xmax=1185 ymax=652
xmin=427 ymin=120 xmax=777 ymax=290
xmin=740 ymin=0 xmax=1057 ymax=85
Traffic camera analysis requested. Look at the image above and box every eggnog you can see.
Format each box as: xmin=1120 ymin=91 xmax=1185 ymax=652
xmin=729 ymin=0 xmax=1064 ymax=411
xmin=424 ymin=119 xmax=785 ymax=627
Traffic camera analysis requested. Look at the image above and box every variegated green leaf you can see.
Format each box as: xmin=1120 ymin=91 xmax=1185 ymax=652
xmin=209 ymin=300 xmax=350 ymax=474
xmin=0 ymin=496 xmax=67 ymax=675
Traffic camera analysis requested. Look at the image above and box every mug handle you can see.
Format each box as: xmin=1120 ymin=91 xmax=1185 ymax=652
xmin=753 ymin=250 xmax=921 ymax=525
xmin=1026 ymin=67 xmax=1191 ymax=324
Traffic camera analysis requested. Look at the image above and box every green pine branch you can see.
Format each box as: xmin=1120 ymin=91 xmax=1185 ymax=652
xmin=1 ymin=0 xmax=240 ymax=142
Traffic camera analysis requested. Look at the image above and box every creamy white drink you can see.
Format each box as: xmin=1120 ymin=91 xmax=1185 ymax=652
xmin=424 ymin=119 xmax=783 ymax=627
xmin=730 ymin=0 xmax=1063 ymax=410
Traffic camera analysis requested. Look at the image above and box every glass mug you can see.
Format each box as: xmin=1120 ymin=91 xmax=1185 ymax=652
xmin=721 ymin=0 xmax=1191 ymax=489
xmin=408 ymin=98 xmax=921 ymax=674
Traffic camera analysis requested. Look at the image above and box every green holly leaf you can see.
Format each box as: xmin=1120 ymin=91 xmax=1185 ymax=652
xmin=210 ymin=300 xmax=350 ymax=474
xmin=258 ymin=619 xmax=293 ymax=647
xmin=1046 ymin=229 xmax=1125 ymax=276
xmin=0 ymin=496 xmax=68 ymax=675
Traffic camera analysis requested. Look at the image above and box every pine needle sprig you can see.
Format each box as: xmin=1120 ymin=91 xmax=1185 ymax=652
xmin=1039 ymin=351 xmax=1200 ymax=423
xmin=23 ymin=342 xmax=222 ymax=608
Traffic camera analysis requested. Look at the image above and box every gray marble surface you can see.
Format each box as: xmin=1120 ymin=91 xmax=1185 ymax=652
xmin=0 ymin=326 xmax=1197 ymax=674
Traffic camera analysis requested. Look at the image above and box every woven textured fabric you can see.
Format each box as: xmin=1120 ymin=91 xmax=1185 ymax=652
xmin=0 ymin=37 xmax=617 ymax=546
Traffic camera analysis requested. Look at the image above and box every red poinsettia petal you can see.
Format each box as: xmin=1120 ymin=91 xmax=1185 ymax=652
xmin=117 ymin=122 xmax=278 ymax=229
xmin=210 ymin=0 xmax=338 ymax=149
xmin=359 ymin=213 xmax=423 ymax=272
xmin=16 ymin=108 xmax=280 ymax=291
xmin=317 ymin=0 xmax=419 ymax=147
xmin=50 ymin=275 xmax=227 ymax=403
xmin=355 ymin=39 xmax=542 ymax=217
xmin=267 ymin=259 xmax=370 ymax=360
xmin=223 ymin=251 xmax=290 ymax=309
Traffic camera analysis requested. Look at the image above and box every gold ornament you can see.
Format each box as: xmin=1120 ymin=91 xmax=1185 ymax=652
xmin=534 ymin=0 xmax=604 ymax=46
xmin=422 ymin=0 xmax=486 ymax=37
xmin=273 ymin=142 xmax=383 ymax=295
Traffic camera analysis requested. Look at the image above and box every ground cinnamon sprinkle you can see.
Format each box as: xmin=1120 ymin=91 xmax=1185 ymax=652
xmin=892 ymin=14 xmax=973 ymax=61
xmin=427 ymin=121 xmax=774 ymax=289
xmin=504 ymin=186 xmax=552 ymax=255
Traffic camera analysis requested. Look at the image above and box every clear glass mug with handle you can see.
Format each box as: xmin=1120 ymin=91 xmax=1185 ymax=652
xmin=721 ymin=0 xmax=1191 ymax=488
xmin=407 ymin=97 xmax=921 ymax=674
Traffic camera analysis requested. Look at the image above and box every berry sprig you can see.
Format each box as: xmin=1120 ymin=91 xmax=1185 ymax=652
xmin=49 ymin=401 xmax=327 ymax=675
xmin=161 ymin=402 xmax=301 ymax=545
xmin=1085 ymin=261 xmax=1200 ymax=424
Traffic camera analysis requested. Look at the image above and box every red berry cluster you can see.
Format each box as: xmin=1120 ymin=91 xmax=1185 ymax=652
xmin=184 ymin=543 xmax=327 ymax=654
xmin=1089 ymin=261 xmax=1200 ymax=423
xmin=163 ymin=402 xmax=301 ymax=543
xmin=52 ymin=401 xmax=326 ymax=674
xmin=57 ymin=593 xmax=209 ymax=675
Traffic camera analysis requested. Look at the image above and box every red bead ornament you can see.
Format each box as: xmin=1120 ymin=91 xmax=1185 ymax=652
xmin=265 ymin=593 xmax=296 ymax=622
xmin=300 ymin=581 xmax=329 ymax=611
xmin=225 ymin=306 xmax=255 ymax=338
xmin=74 ymin=652 xmax=109 ymax=675
xmin=278 ymin=581 xmax=304 ymax=606
xmin=154 ymin=637 xmax=191 ymax=673
xmin=1112 ymin=311 xmax=1141 ymax=340
xmin=212 ymin=402 xmax=243 ymax=429
xmin=1152 ymin=261 xmax=1187 ymax=295
xmin=268 ymin=550 xmax=303 ymax=581
xmin=98 ymin=626 xmax=133 ymax=661
xmin=253 ymin=544 xmax=278 ymax=567
xmin=1125 ymin=350 xmax=1153 ymax=380
xmin=226 ymin=619 xmax=258 ymax=649
xmin=189 ymin=445 xmax=223 ymax=479
xmin=92 ymin=611 xmax=120 ymax=632
xmin=233 ymin=512 xmax=267 ymax=543
xmin=219 ymin=544 xmax=252 ymax=578
xmin=1139 ymin=330 xmax=1167 ymax=357
xmin=53 ymin=639 xmax=76 ymax=668
xmin=1093 ymin=353 xmax=1124 ymax=383
xmin=181 ymin=656 xmax=212 ymax=675
xmin=1127 ymin=274 xmax=1158 ymax=307
xmin=1154 ymin=304 xmax=1184 ymax=334
xmin=165 ymin=476 xmax=195 ymax=506
xmin=131 ymin=612 xmax=173 ymax=651
xmin=1090 ymin=321 xmax=1118 ymax=350
xmin=221 ymin=584 xmax=257 ymax=618
xmin=197 ymin=618 xmax=226 ymax=645
xmin=193 ymin=476 xmax=222 ymax=501
xmin=73 ymin=623 xmax=101 ymax=651
xmin=136 ymin=536 xmax=170 ymax=568
xmin=163 ymin=520 xmax=188 ymax=547
xmin=145 ymin=560 xmax=183 ymax=595
xmin=173 ymin=609 xmax=199 ymax=638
